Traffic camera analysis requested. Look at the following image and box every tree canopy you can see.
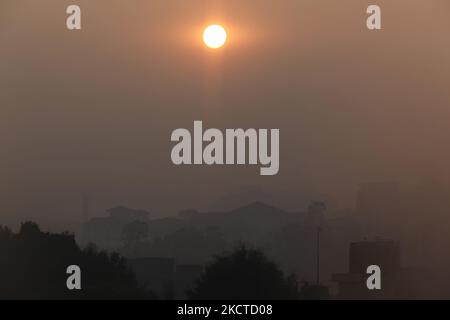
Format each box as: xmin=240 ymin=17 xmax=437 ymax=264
xmin=0 ymin=222 xmax=153 ymax=299
xmin=188 ymin=246 xmax=299 ymax=300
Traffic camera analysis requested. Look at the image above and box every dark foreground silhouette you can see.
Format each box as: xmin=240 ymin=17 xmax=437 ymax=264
xmin=0 ymin=222 xmax=153 ymax=299
xmin=188 ymin=246 xmax=299 ymax=300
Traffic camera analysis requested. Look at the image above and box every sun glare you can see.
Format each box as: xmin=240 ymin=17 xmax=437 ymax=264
xmin=203 ymin=25 xmax=227 ymax=49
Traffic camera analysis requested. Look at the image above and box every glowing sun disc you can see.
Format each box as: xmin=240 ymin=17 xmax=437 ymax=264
xmin=203 ymin=25 xmax=227 ymax=49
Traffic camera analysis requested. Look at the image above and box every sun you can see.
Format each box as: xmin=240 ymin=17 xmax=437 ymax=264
xmin=203 ymin=25 xmax=227 ymax=49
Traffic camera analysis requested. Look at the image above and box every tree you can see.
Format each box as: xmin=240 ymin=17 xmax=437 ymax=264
xmin=188 ymin=245 xmax=299 ymax=300
xmin=0 ymin=222 xmax=154 ymax=299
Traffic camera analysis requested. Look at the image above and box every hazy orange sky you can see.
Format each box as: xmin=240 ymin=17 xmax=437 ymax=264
xmin=1 ymin=1 xmax=449 ymax=219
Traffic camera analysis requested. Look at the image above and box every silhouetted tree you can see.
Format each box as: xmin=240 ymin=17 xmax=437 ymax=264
xmin=0 ymin=222 xmax=154 ymax=299
xmin=188 ymin=246 xmax=299 ymax=300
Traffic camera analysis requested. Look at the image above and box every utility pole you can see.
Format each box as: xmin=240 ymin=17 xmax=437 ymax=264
xmin=316 ymin=226 xmax=321 ymax=285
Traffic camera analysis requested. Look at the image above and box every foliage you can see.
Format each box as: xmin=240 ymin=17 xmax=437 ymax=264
xmin=188 ymin=245 xmax=299 ymax=300
xmin=0 ymin=222 xmax=154 ymax=299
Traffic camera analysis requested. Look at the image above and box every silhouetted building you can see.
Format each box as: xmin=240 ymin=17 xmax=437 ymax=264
xmin=299 ymin=283 xmax=330 ymax=300
xmin=81 ymin=206 xmax=150 ymax=249
xmin=332 ymin=239 xmax=434 ymax=299
xmin=175 ymin=264 xmax=203 ymax=299
xmin=127 ymin=257 xmax=175 ymax=299
xmin=349 ymin=240 xmax=400 ymax=275
xmin=127 ymin=258 xmax=203 ymax=299
xmin=333 ymin=240 xmax=401 ymax=299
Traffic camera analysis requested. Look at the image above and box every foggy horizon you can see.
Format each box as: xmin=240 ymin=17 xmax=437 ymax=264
xmin=1 ymin=1 xmax=450 ymax=220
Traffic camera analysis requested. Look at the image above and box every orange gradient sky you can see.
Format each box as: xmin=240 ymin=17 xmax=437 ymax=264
xmin=0 ymin=0 xmax=449 ymax=219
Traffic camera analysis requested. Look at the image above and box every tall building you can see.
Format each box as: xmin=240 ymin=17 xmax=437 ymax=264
xmin=332 ymin=240 xmax=421 ymax=299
